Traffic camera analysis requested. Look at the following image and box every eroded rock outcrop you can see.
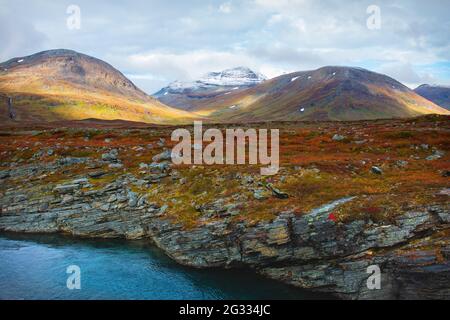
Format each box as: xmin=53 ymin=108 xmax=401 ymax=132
xmin=0 ymin=176 xmax=448 ymax=299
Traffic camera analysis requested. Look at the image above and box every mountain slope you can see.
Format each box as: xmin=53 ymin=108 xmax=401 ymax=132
xmin=0 ymin=49 xmax=195 ymax=124
xmin=153 ymin=67 xmax=266 ymax=111
xmin=414 ymin=84 xmax=450 ymax=110
xmin=160 ymin=66 xmax=449 ymax=122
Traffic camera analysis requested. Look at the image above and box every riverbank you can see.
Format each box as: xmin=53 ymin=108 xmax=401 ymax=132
xmin=1 ymin=117 xmax=449 ymax=299
xmin=1 ymin=233 xmax=325 ymax=300
xmin=1 ymin=182 xmax=448 ymax=299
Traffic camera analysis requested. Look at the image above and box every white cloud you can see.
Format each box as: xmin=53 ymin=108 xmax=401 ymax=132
xmin=267 ymin=14 xmax=283 ymax=26
xmin=219 ymin=2 xmax=232 ymax=14
xmin=254 ymin=0 xmax=308 ymax=11
xmin=0 ymin=11 xmax=48 ymax=61
xmin=259 ymin=65 xmax=292 ymax=79
xmin=127 ymin=50 xmax=253 ymax=79
xmin=120 ymin=49 xmax=265 ymax=92
xmin=377 ymin=62 xmax=438 ymax=89
xmin=0 ymin=0 xmax=449 ymax=93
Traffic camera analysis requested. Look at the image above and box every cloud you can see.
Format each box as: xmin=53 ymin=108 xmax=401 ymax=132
xmin=254 ymin=0 xmax=309 ymax=11
xmin=0 ymin=0 xmax=449 ymax=93
xmin=219 ymin=2 xmax=232 ymax=14
xmin=247 ymin=44 xmax=324 ymax=68
xmin=0 ymin=11 xmax=48 ymax=61
xmin=378 ymin=62 xmax=438 ymax=88
xmin=117 ymin=49 xmax=261 ymax=93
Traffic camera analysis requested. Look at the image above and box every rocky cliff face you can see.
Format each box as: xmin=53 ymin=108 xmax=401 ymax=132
xmin=1 ymin=117 xmax=449 ymax=299
xmin=1 ymin=158 xmax=449 ymax=299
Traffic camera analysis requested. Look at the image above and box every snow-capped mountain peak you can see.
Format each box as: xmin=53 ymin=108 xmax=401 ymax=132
xmin=155 ymin=67 xmax=266 ymax=95
xmin=198 ymin=66 xmax=267 ymax=86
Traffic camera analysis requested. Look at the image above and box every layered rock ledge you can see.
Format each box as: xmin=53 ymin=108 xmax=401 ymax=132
xmin=1 ymin=117 xmax=449 ymax=299
xmin=1 ymin=175 xmax=449 ymax=299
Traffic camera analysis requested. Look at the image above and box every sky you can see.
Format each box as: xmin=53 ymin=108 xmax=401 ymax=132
xmin=1 ymin=0 xmax=449 ymax=94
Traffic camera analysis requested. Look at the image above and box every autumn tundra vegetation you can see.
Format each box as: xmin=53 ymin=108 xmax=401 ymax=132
xmin=0 ymin=49 xmax=449 ymax=299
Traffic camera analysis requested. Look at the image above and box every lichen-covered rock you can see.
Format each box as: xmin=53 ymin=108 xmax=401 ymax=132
xmin=102 ymin=149 xmax=119 ymax=162
xmin=332 ymin=134 xmax=346 ymax=141
xmin=53 ymin=184 xmax=80 ymax=194
xmin=152 ymin=150 xmax=171 ymax=163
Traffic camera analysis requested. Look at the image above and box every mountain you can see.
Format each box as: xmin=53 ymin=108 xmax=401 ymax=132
xmin=163 ymin=66 xmax=448 ymax=122
xmin=153 ymin=67 xmax=266 ymax=111
xmin=0 ymin=49 xmax=195 ymax=124
xmin=414 ymin=84 xmax=450 ymax=110
xmin=1 ymin=51 xmax=448 ymax=126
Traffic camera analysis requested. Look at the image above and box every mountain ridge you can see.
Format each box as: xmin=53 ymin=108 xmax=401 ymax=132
xmin=414 ymin=84 xmax=450 ymax=110
xmin=1 ymin=49 xmax=448 ymax=124
xmin=155 ymin=65 xmax=449 ymax=121
xmin=0 ymin=49 xmax=196 ymax=124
